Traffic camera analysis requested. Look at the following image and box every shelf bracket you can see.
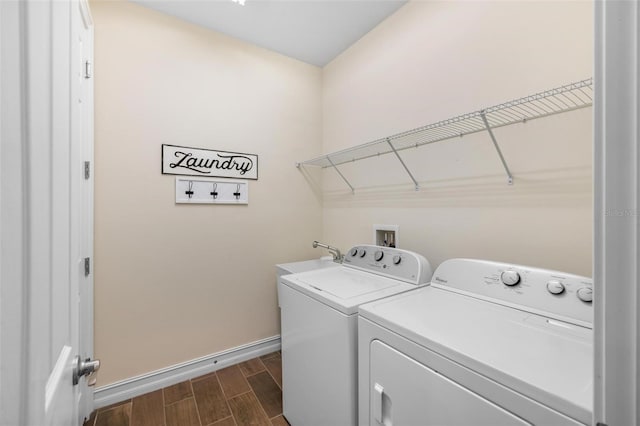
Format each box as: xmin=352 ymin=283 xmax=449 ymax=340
xmin=480 ymin=111 xmax=514 ymax=185
xmin=327 ymin=156 xmax=355 ymax=194
xmin=386 ymin=138 xmax=419 ymax=191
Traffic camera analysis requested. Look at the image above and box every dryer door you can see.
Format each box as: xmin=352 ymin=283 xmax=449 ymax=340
xmin=369 ymin=340 xmax=530 ymax=426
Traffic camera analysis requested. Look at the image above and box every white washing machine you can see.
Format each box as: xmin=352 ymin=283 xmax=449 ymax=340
xmin=358 ymin=258 xmax=593 ymax=426
xmin=278 ymin=245 xmax=432 ymax=426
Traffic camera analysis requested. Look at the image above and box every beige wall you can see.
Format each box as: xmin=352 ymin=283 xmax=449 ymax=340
xmin=94 ymin=0 xmax=593 ymax=386
xmin=92 ymin=1 xmax=323 ymax=385
xmin=321 ymin=1 xmax=593 ymax=276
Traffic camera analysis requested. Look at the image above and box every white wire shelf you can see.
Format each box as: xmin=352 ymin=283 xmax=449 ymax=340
xmin=297 ymin=78 xmax=593 ymax=192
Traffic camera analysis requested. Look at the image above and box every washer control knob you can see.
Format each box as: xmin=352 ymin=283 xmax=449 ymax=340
xmin=360 ymin=249 xmax=367 ymax=258
xmin=501 ymin=270 xmax=520 ymax=286
xmin=374 ymin=251 xmax=384 ymax=262
xmin=393 ymin=255 xmax=402 ymax=265
xmin=546 ymin=280 xmax=565 ymax=295
xmin=577 ymin=287 xmax=593 ymax=303
xmin=350 ymin=248 xmax=358 ymax=257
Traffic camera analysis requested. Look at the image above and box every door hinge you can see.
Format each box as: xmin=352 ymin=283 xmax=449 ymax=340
xmin=84 ymin=60 xmax=92 ymax=79
xmin=84 ymin=161 xmax=90 ymax=179
xmin=84 ymin=257 xmax=90 ymax=276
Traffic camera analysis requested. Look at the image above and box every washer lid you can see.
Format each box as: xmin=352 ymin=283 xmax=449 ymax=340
xmin=281 ymin=266 xmax=419 ymax=315
xmin=359 ymin=286 xmax=593 ymax=425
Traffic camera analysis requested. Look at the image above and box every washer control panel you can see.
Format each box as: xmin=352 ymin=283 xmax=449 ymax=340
xmin=431 ymin=258 xmax=593 ymax=326
xmin=343 ymin=245 xmax=432 ymax=285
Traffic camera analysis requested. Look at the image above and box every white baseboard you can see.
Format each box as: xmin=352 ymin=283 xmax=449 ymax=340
xmin=93 ymin=335 xmax=281 ymax=409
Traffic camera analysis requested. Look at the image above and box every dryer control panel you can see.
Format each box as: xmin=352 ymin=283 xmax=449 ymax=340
xmin=343 ymin=245 xmax=433 ymax=285
xmin=431 ymin=259 xmax=593 ymax=326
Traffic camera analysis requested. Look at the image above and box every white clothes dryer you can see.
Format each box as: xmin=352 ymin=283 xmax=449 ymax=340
xmin=358 ymin=258 xmax=593 ymax=426
xmin=278 ymin=245 xmax=432 ymax=426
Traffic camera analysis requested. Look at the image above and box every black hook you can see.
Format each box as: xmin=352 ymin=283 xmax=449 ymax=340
xmin=210 ymin=183 xmax=218 ymax=200
xmin=185 ymin=181 xmax=194 ymax=199
xmin=233 ymin=184 xmax=241 ymax=200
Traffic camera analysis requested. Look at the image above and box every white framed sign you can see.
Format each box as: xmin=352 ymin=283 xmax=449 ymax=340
xmin=162 ymin=144 xmax=258 ymax=180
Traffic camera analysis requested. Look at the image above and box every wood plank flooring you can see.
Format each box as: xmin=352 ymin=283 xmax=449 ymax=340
xmin=86 ymin=352 xmax=286 ymax=426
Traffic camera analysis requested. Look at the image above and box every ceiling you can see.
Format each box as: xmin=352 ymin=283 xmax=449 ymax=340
xmin=131 ymin=0 xmax=408 ymax=67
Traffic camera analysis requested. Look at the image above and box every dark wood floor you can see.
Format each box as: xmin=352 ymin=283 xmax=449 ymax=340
xmin=85 ymin=351 xmax=287 ymax=426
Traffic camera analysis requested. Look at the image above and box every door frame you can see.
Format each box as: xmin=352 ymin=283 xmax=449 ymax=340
xmin=594 ymin=1 xmax=639 ymax=425
xmin=0 ymin=0 xmax=52 ymax=421
xmin=0 ymin=1 xmax=30 ymax=424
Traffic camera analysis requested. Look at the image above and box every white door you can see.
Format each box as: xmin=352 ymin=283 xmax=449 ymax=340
xmin=0 ymin=0 xmax=95 ymax=425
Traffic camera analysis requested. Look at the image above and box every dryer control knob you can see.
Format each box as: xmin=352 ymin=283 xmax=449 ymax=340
xmin=577 ymin=287 xmax=593 ymax=303
xmin=360 ymin=250 xmax=367 ymax=258
xmin=350 ymin=248 xmax=358 ymax=257
xmin=374 ymin=251 xmax=384 ymax=262
xmin=393 ymin=255 xmax=402 ymax=265
xmin=501 ymin=270 xmax=520 ymax=286
xmin=546 ymin=280 xmax=565 ymax=295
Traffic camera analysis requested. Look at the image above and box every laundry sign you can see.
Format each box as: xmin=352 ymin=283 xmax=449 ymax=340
xmin=162 ymin=144 xmax=258 ymax=180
